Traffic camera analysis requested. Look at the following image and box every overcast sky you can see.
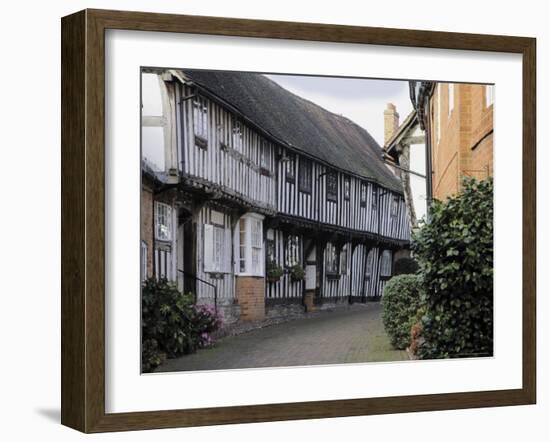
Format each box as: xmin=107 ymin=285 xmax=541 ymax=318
xmin=265 ymin=74 xmax=413 ymax=147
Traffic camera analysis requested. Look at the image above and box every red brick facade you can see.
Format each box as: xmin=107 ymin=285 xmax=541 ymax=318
xmin=430 ymin=83 xmax=494 ymax=200
xmin=236 ymin=276 xmax=266 ymax=321
xmin=141 ymin=184 xmax=154 ymax=278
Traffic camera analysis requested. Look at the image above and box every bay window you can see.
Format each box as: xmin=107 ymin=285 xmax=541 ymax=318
xmin=235 ymin=213 xmax=264 ymax=276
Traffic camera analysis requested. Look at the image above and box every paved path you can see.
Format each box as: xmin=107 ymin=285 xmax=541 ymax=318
xmin=156 ymin=302 xmax=408 ymax=373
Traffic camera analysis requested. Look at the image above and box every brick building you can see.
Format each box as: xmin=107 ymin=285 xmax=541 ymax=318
xmin=410 ymin=82 xmax=494 ymax=201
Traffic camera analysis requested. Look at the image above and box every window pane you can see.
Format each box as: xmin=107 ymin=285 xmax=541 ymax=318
xmin=380 ymin=250 xmax=392 ymax=277
xmin=299 ymin=159 xmax=312 ymax=193
xmin=326 ymin=172 xmax=338 ymax=201
xmin=155 ymin=203 xmax=172 ymax=241
xmin=239 ymin=218 xmax=247 ymax=272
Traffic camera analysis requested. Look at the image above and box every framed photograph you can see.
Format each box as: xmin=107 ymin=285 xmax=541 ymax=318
xmin=61 ymin=9 xmax=536 ymax=433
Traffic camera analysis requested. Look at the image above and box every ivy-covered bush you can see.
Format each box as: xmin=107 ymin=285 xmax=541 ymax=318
xmin=141 ymin=278 xmax=222 ymax=372
xmin=412 ymin=177 xmax=493 ymax=359
xmin=393 ymin=257 xmax=419 ymax=276
xmin=382 ymin=274 xmax=424 ymax=349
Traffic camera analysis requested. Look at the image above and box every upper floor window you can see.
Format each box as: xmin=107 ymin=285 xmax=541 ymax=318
xmin=360 ymin=183 xmax=367 ymax=207
xmin=372 ymin=187 xmax=378 ymax=211
xmin=155 ymin=202 xmax=172 ymax=242
xmin=485 ymin=85 xmax=495 ymax=107
xmin=192 ymin=97 xmax=208 ymax=148
xmin=344 ymin=177 xmax=351 ymax=200
xmin=380 ymin=250 xmax=392 ymax=278
xmin=391 ymin=196 xmax=399 ymax=217
xmin=298 ymin=158 xmax=313 ymax=193
xmin=448 ymin=83 xmax=454 ymax=116
xmin=284 ymin=153 xmax=295 ymax=184
xmin=236 ymin=213 xmax=264 ymax=276
xmin=260 ymin=141 xmax=271 ymax=173
xmin=326 ymin=171 xmax=338 ymax=202
xmin=232 ymin=120 xmax=243 ymax=153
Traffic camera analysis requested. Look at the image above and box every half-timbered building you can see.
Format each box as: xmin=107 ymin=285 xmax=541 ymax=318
xmin=141 ymin=69 xmax=410 ymax=323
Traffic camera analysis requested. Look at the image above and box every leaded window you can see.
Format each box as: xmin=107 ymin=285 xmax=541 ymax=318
xmin=192 ymin=97 xmax=208 ymax=148
xmin=326 ymin=171 xmax=338 ymax=202
xmin=155 ymin=202 xmax=172 ymax=242
xmin=285 ymin=235 xmax=300 ymax=267
xmin=325 ymin=242 xmax=339 ymax=275
xmin=360 ymin=183 xmax=367 ymax=207
xmin=298 ymin=158 xmax=313 ymax=193
xmin=380 ymin=250 xmax=392 ymax=278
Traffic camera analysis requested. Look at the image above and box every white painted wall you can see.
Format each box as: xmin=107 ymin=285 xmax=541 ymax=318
xmin=0 ymin=1 xmax=546 ymax=441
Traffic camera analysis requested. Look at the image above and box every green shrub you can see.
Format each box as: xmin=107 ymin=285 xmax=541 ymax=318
xmin=393 ymin=257 xmax=419 ymax=276
xmin=266 ymin=259 xmax=284 ymax=282
xmin=289 ymin=263 xmax=305 ymax=282
xmin=141 ymin=278 xmax=222 ymax=372
xmin=412 ymin=177 xmax=493 ymax=359
xmin=382 ymin=274 xmax=424 ymax=349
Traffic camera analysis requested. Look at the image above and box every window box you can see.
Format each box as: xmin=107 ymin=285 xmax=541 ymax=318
xmin=194 ymin=135 xmax=208 ymax=150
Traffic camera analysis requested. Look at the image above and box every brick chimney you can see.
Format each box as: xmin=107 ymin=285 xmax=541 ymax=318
xmin=384 ymin=103 xmax=400 ymax=145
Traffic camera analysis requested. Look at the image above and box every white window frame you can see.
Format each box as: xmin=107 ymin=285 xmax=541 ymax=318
xmin=234 ymin=213 xmax=265 ymax=277
xmin=485 ymin=85 xmax=495 ymax=107
xmin=154 ymin=202 xmax=172 ymax=242
xmin=448 ymin=83 xmax=454 ymax=116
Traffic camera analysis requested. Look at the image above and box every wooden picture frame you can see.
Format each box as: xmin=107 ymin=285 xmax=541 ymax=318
xmin=61 ymin=8 xmax=536 ymax=433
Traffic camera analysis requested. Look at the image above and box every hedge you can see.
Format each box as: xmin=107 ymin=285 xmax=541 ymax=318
xmin=382 ymin=274 xmax=424 ymax=350
xmin=412 ymin=177 xmax=493 ymax=359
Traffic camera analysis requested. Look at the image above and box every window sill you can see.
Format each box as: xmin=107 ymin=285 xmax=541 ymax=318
xmin=235 ymin=273 xmax=265 ymax=278
xmin=326 ymin=273 xmax=341 ymax=280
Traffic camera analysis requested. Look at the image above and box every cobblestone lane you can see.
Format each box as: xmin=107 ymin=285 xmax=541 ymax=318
xmin=156 ymin=302 xmax=408 ymax=373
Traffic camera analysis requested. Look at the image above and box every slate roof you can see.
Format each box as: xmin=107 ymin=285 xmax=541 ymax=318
xmin=179 ymin=69 xmax=402 ymax=193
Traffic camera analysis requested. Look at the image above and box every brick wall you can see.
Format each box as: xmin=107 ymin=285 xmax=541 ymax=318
xmin=236 ymin=276 xmax=265 ymax=321
xmin=141 ymin=184 xmax=154 ymax=278
xmin=430 ymin=83 xmax=493 ymax=201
